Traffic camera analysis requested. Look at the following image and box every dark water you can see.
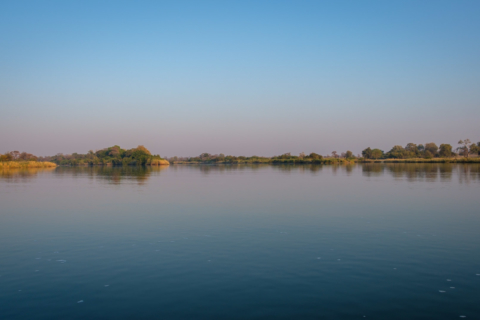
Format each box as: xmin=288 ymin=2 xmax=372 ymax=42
xmin=1 ymin=164 xmax=479 ymax=320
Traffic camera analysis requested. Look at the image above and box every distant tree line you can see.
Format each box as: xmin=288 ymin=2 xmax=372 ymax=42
xmin=167 ymin=151 xmax=351 ymax=164
xmin=361 ymin=140 xmax=480 ymax=160
xmin=166 ymin=139 xmax=479 ymax=164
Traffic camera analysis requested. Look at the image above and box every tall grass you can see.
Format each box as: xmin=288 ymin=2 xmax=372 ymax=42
xmin=0 ymin=161 xmax=57 ymax=169
xmin=150 ymin=159 xmax=170 ymax=166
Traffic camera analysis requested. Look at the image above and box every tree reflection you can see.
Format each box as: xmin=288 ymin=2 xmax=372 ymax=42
xmin=385 ymin=164 xmax=441 ymax=182
xmin=195 ymin=164 xmax=268 ymax=175
xmin=53 ymin=166 xmax=167 ymax=185
xmin=362 ymin=163 xmax=480 ymax=182
xmin=458 ymin=164 xmax=480 ymax=184
xmin=362 ymin=164 xmax=384 ymax=176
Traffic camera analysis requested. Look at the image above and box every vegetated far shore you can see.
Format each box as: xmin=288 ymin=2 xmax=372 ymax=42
xmin=1 ymin=140 xmax=480 ymax=168
xmin=168 ymin=140 xmax=480 ymax=164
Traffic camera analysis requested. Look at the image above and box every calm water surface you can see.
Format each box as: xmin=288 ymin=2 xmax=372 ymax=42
xmin=1 ymin=164 xmax=479 ymax=319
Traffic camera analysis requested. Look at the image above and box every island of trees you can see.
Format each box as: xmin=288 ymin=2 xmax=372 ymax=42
xmin=39 ymin=145 xmax=169 ymax=166
xmin=0 ymin=145 xmax=169 ymax=168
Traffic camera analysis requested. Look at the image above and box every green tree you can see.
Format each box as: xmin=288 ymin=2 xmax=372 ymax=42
xmin=371 ymin=149 xmax=383 ymax=159
xmin=362 ymin=147 xmax=372 ymax=159
xmin=108 ymin=146 xmax=121 ymax=157
xmin=132 ymin=147 xmax=151 ymax=160
xmin=469 ymin=143 xmax=479 ymax=155
xmin=136 ymin=145 xmax=151 ymax=155
xmin=424 ymin=143 xmax=438 ymax=156
xmin=405 ymin=143 xmax=418 ymax=156
xmin=457 ymin=139 xmax=471 ymax=158
xmin=308 ymin=153 xmax=322 ymax=160
xmin=345 ymin=150 xmax=353 ymax=158
xmin=386 ymin=145 xmax=406 ymax=158
xmin=95 ymin=149 xmax=108 ymax=158
xmin=439 ymin=144 xmax=453 ymax=157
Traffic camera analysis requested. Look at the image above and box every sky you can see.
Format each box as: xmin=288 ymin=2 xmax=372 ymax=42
xmin=1 ymin=0 xmax=479 ymax=157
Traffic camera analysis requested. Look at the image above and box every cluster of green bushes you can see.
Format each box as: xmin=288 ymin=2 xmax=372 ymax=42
xmin=177 ymin=153 xmax=271 ymax=163
xmin=270 ymin=152 xmax=353 ymax=164
xmin=361 ymin=140 xmax=480 ymax=160
xmin=40 ymin=145 xmax=168 ymax=166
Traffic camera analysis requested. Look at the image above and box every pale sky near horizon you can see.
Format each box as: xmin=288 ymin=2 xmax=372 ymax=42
xmin=1 ymin=0 xmax=479 ymax=157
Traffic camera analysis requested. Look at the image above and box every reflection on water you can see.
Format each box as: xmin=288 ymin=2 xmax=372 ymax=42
xmin=168 ymin=163 xmax=480 ymax=183
xmin=55 ymin=166 xmax=168 ymax=185
xmin=2 ymin=164 xmax=479 ymax=184
xmin=170 ymin=162 xmax=480 ymax=180
xmin=1 ymin=166 xmax=168 ymax=185
xmin=362 ymin=163 xmax=480 ymax=183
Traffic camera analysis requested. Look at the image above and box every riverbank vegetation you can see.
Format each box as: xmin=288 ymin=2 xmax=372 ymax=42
xmin=40 ymin=145 xmax=169 ymax=166
xmin=166 ymin=139 xmax=480 ymax=164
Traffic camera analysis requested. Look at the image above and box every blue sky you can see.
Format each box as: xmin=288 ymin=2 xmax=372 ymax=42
xmin=1 ymin=0 xmax=479 ymax=156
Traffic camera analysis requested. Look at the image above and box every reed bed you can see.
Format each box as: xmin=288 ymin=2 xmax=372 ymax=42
xmin=0 ymin=161 xmax=57 ymax=169
xmin=150 ymin=159 xmax=170 ymax=166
